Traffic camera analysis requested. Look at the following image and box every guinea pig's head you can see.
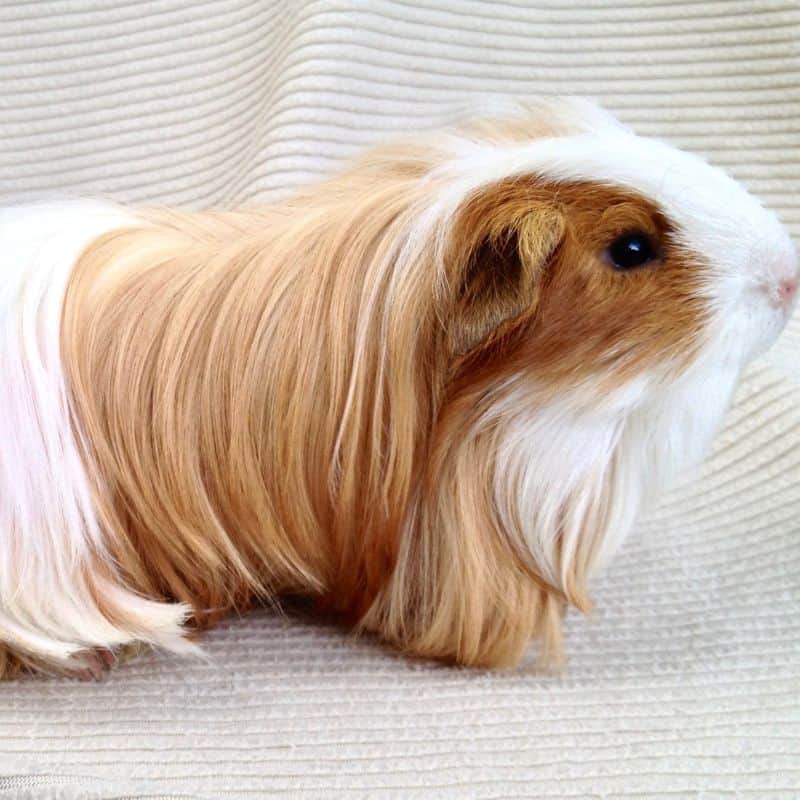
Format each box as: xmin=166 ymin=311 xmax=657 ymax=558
xmin=440 ymin=106 xmax=798 ymax=385
xmin=370 ymin=99 xmax=797 ymax=666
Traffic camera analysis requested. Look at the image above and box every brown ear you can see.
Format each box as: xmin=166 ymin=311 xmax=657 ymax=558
xmin=447 ymin=198 xmax=565 ymax=356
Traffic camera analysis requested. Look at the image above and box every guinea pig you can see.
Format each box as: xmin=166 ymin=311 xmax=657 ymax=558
xmin=0 ymin=97 xmax=796 ymax=678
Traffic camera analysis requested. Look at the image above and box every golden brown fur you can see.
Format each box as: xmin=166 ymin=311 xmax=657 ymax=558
xmin=59 ymin=136 xmax=706 ymax=670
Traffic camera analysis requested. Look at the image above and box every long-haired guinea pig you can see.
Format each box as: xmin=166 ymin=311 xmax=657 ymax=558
xmin=0 ymin=97 xmax=796 ymax=678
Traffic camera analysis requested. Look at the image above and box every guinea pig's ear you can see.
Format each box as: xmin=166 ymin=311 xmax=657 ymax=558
xmin=446 ymin=198 xmax=565 ymax=357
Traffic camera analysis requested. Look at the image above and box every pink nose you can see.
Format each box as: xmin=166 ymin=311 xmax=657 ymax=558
xmin=778 ymin=277 xmax=798 ymax=308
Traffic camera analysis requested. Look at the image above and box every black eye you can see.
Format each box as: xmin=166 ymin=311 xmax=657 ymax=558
xmin=606 ymin=232 xmax=658 ymax=270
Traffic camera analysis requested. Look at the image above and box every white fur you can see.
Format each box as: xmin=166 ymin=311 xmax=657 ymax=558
xmin=495 ymin=358 xmax=743 ymax=596
xmin=0 ymin=202 xmax=193 ymax=671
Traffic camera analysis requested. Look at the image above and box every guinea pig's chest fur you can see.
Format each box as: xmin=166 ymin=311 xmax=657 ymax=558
xmin=0 ymin=97 xmax=795 ymax=678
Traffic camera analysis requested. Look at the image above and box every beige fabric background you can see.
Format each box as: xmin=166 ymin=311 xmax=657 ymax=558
xmin=0 ymin=1 xmax=798 ymax=797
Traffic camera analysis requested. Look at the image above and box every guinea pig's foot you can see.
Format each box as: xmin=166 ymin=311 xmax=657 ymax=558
xmin=73 ymin=647 xmax=117 ymax=681
xmin=0 ymin=641 xmax=145 ymax=680
xmin=0 ymin=645 xmax=29 ymax=680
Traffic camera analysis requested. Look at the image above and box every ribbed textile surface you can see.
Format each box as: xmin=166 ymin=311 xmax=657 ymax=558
xmin=0 ymin=1 xmax=798 ymax=798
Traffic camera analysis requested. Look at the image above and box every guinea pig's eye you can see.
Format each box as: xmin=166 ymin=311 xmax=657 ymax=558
xmin=605 ymin=232 xmax=658 ymax=270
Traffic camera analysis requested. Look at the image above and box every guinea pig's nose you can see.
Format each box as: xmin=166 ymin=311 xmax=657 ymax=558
xmin=777 ymin=277 xmax=798 ymax=309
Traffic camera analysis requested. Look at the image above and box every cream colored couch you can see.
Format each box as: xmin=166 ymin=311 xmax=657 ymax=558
xmin=0 ymin=1 xmax=798 ymax=797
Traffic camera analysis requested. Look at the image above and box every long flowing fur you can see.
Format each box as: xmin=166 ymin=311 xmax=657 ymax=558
xmin=60 ymin=143 xmax=564 ymax=669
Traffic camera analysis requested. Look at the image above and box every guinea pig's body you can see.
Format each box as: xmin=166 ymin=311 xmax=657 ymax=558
xmin=0 ymin=98 xmax=796 ymax=678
